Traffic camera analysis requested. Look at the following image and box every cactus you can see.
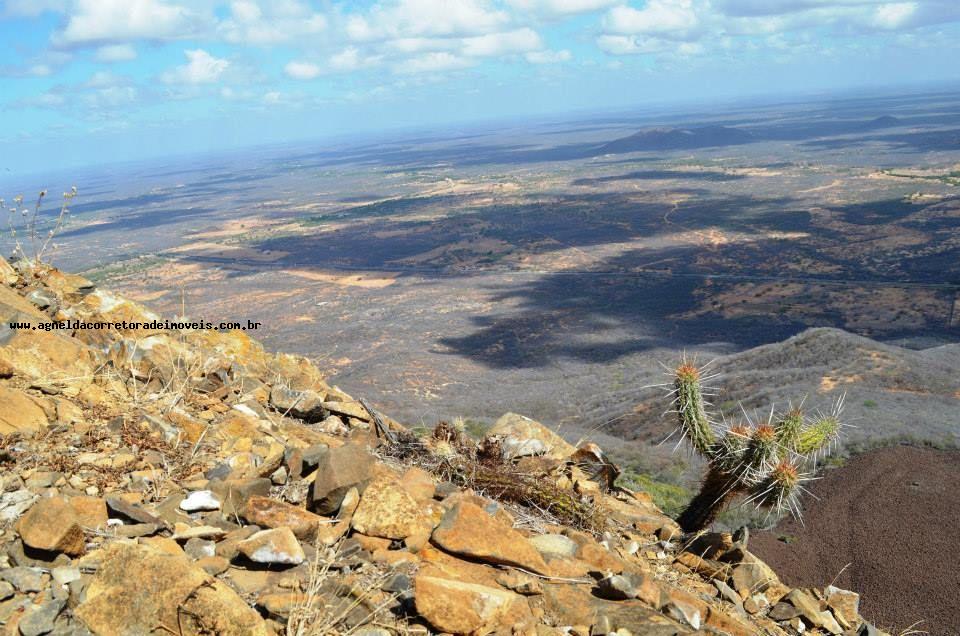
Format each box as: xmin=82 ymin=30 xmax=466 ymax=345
xmin=669 ymin=363 xmax=842 ymax=533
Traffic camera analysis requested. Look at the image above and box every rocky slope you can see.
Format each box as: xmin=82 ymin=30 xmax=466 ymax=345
xmin=0 ymin=255 xmax=884 ymax=636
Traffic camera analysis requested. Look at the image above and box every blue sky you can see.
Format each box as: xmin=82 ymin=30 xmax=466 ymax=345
xmin=1 ymin=0 xmax=959 ymax=176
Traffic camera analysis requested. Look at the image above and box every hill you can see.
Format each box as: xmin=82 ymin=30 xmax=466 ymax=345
xmin=621 ymin=328 xmax=960 ymax=453
xmin=0 ymin=255 xmax=888 ymax=635
xmin=596 ymin=125 xmax=755 ymax=153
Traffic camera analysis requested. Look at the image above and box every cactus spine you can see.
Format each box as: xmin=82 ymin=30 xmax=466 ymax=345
xmin=670 ymin=364 xmax=841 ymax=533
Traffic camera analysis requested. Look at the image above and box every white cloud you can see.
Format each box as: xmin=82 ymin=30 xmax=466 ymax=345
xmin=462 ymin=28 xmax=543 ymax=56
xmin=602 ymin=1 xmax=701 ymax=37
xmin=347 ymin=0 xmax=509 ymax=41
xmin=161 ymin=49 xmax=229 ymax=84
xmin=56 ymin=0 xmax=201 ymax=45
xmin=525 ymin=48 xmax=572 ymax=63
xmin=506 ymin=0 xmax=618 ymax=16
xmin=218 ymin=0 xmax=327 ymax=45
xmin=94 ymin=44 xmax=138 ymax=62
xmin=394 ymin=51 xmax=475 ymax=74
xmin=285 ymin=60 xmax=322 ymax=80
xmin=330 ymin=47 xmax=384 ymax=72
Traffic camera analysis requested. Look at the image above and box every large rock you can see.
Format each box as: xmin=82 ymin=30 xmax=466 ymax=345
xmin=237 ymin=528 xmax=305 ymax=565
xmin=488 ymin=413 xmax=576 ymax=459
xmin=309 ymin=444 xmax=373 ymax=515
xmin=0 ymin=386 xmax=50 ymax=436
xmin=414 ymin=574 xmax=526 ymax=635
xmin=351 ymin=477 xmax=425 ymax=540
xmin=75 ymin=542 xmax=268 ymax=635
xmin=431 ymin=502 xmax=549 ymax=574
xmin=17 ymin=496 xmax=106 ymax=555
xmin=241 ymin=496 xmax=323 ymax=540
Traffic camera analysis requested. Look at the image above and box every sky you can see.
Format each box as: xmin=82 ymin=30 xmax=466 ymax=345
xmin=1 ymin=0 xmax=959 ymax=177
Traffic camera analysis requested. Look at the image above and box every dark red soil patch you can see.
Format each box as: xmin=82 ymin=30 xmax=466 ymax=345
xmin=750 ymin=446 xmax=960 ymax=635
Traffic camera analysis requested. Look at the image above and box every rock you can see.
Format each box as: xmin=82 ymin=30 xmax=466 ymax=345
xmin=713 ymin=579 xmax=742 ymax=608
xmin=241 ymin=496 xmax=323 ymax=540
xmin=18 ymin=496 xmax=86 ymax=555
xmin=105 ymin=497 xmax=167 ymax=528
xmin=308 ymin=444 xmax=373 ymax=515
xmin=351 ymin=477 xmax=425 ymax=540
xmin=179 ymin=490 xmax=221 ymax=512
xmin=431 ymin=502 xmax=549 ymax=575
xmin=0 ymin=581 xmax=13 ymax=600
xmin=0 ymin=386 xmax=50 ymax=436
xmin=785 ymin=589 xmax=843 ymax=634
xmin=414 ymin=574 xmax=525 ymax=635
xmin=825 ymin=585 xmax=860 ymax=629
xmin=18 ymin=598 xmax=65 ymax=636
xmin=51 ymin=566 xmax=81 ymax=586
xmin=769 ymin=602 xmax=801 ymax=621
xmin=399 ymin=466 xmax=436 ymax=502
xmin=0 ymin=566 xmax=45 ymax=592
xmin=488 ymin=412 xmax=576 ymax=459
xmin=172 ymin=524 xmax=228 ymax=541
xmin=184 ymin=538 xmax=216 ymax=560
xmin=529 ymin=533 xmax=579 ymax=558
xmin=0 ymin=488 xmax=38 ymax=524
xmin=495 ymin=570 xmax=543 ymax=596
xmin=269 ymin=385 xmax=326 ymax=421
xmin=75 ymin=542 xmax=268 ymax=635
xmin=208 ymin=477 xmax=272 ymax=517
xmin=237 ymin=528 xmax=305 ymax=565
xmin=596 ymin=574 xmax=638 ymax=601
xmin=730 ymin=552 xmax=780 ymax=595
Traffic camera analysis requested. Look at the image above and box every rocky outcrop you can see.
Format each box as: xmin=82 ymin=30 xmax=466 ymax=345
xmin=0 ymin=256 xmax=883 ymax=636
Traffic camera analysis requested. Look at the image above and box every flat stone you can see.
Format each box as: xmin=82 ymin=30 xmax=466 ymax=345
xmin=529 ymin=533 xmax=579 ymax=558
xmin=488 ymin=412 xmax=576 ymax=459
xmin=0 ymin=386 xmax=50 ymax=436
xmin=309 ymin=444 xmax=373 ymax=515
xmin=184 ymin=538 xmax=216 ymax=560
xmin=179 ymin=490 xmax=221 ymax=512
xmin=351 ymin=477 xmax=425 ymax=540
xmin=0 ymin=489 xmax=37 ymax=524
xmin=241 ymin=496 xmax=323 ymax=540
xmin=18 ymin=598 xmax=66 ymax=636
xmin=0 ymin=581 xmax=13 ymax=600
xmin=75 ymin=542 xmax=268 ymax=636
xmin=825 ymin=585 xmax=860 ymax=629
xmin=172 ymin=523 xmax=228 ymax=541
xmin=237 ymin=528 xmax=305 ymax=565
xmin=17 ymin=496 xmax=86 ymax=555
xmin=208 ymin=477 xmax=272 ymax=517
xmin=431 ymin=501 xmax=549 ymax=574
xmin=414 ymin=575 xmax=525 ymax=635
xmin=0 ymin=567 xmax=45 ymax=592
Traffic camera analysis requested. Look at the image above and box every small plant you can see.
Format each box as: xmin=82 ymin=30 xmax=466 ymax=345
xmin=667 ymin=361 xmax=842 ymax=533
xmin=3 ymin=186 xmax=77 ymax=270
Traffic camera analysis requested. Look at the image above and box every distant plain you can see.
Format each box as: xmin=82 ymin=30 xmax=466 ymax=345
xmin=6 ymin=89 xmax=959 ymax=478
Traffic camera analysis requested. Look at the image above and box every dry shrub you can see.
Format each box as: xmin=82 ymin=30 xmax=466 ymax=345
xmin=382 ymin=424 xmax=607 ymax=534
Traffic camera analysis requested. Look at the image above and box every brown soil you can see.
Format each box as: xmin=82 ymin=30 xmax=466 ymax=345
xmin=751 ymin=446 xmax=960 ymax=635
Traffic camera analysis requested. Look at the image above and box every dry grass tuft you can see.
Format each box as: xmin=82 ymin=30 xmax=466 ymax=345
xmin=382 ymin=424 xmax=608 ymax=534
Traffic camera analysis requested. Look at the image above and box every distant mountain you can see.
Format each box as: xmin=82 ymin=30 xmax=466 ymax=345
xmin=596 ymin=125 xmax=755 ymax=153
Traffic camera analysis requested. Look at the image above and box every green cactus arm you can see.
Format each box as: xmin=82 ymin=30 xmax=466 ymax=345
xmin=796 ymin=415 xmax=841 ymax=456
xmin=747 ymin=460 xmax=802 ymax=518
xmin=775 ymin=408 xmax=804 ymax=452
xmin=674 ymin=363 xmax=716 ymax=458
xmin=741 ymin=425 xmax=781 ymax=485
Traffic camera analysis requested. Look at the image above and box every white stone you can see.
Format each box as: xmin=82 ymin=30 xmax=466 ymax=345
xmin=179 ymin=490 xmax=221 ymax=512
